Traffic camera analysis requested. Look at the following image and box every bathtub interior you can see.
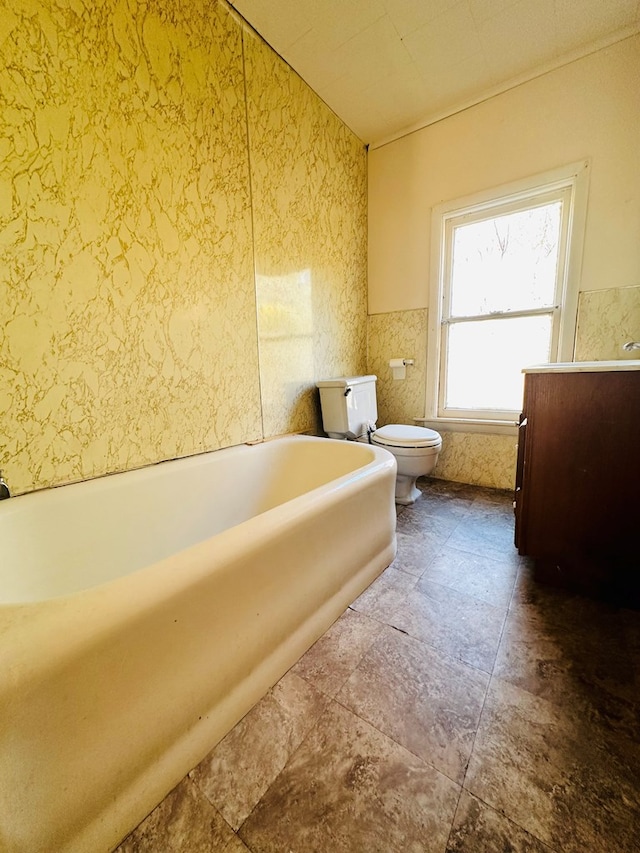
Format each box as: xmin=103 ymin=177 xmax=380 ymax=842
xmin=0 ymin=435 xmax=397 ymax=853
xmin=0 ymin=437 xmax=381 ymax=604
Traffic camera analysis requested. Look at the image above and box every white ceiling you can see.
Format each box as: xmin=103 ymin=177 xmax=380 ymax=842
xmin=230 ymin=0 xmax=640 ymax=147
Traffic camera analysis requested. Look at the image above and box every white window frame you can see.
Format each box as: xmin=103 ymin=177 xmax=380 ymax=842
xmin=422 ymin=160 xmax=590 ymax=435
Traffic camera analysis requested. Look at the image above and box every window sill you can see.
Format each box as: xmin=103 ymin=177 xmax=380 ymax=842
xmin=414 ymin=417 xmax=519 ymax=436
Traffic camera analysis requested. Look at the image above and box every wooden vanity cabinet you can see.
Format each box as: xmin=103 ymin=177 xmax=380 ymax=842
xmin=514 ymin=368 xmax=640 ymax=604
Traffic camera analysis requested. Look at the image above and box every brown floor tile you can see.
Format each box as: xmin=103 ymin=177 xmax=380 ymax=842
xmin=222 ymin=836 xmax=252 ymax=853
xmin=420 ymin=478 xmax=484 ymax=501
xmin=405 ymin=492 xmax=475 ymax=525
xmin=350 ymin=563 xmax=419 ymax=622
xmin=397 ymin=504 xmax=462 ymax=539
xmin=189 ymin=671 xmax=328 ymax=830
xmin=465 ymin=678 xmax=640 ymax=853
xmin=337 ymin=625 xmax=489 ymax=783
xmin=419 ymin=482 xmax=513 ymax=517
xmin=391 ymin=579 xmax=507 ymax=672
xmin=239 ymin=700 xmax=460 ymax=853
xmin=393 ymin=527 xmax=448 ymax=576
xmin=445 ymin=516 xmax=521 ymax=563
xmin=420 ymin=545 xmax=518 ymax=608
xmin=445 ymin=791 xmax=558 ymax=852
xmin=459 ymin=508 xmax=514 ymax=532
xmin=470 ymin=486 xmax=514 ymax=505
xmin=290 ymin=607 xmax=382 ymax=697
xmin=494 ymin=607 xmax=640 ymax=737
xmin=509 ymin=565 xmax=639 ymax=695
xmin=511 ymin=564 xmax=624 ymax=626
xmin=115 ymin=778 xmax=235 ymax=852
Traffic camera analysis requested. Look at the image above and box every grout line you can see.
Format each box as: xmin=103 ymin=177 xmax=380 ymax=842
xmin=458 ymin=612 xmax=510 ymax=780
xmin=233 ymin=689 xmax=336 ymax=840
xmin=442 ymin=783 xmax=466 ymax=852
xmin=445 ymin=789 xmax=562 ymax=853
xmin=441 ymin=498 xmax=517 ymax=792
xmin=353 ymin=592 xmax=498 ymax=681
xmin=451 ymin=556 xmax=529 ymax=845
xmin=330 ymin=691 xmax=466 ymax=791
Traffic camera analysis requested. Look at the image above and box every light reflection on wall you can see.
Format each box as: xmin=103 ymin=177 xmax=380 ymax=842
xmin=256 ymin=269 xmax=314 ymax=436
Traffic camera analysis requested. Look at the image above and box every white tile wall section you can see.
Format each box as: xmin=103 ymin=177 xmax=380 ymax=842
xmin=230 ymin=0 xmax=640 ymax=144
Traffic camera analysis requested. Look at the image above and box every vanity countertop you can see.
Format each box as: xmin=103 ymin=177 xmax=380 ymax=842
xmin=522 ymin=359 xmax=640 ymax=374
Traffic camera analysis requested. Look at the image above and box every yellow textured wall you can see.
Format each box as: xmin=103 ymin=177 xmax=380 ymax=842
xmin=434 ymin=432 xmax=518 ymax=491
xmin=367 ymin=309 xmax=427 ymax=427
xmin=0 ymin=0 xmax=368 ymax=494
xmin=245 ymin=29 xmax=368 ymax=438
xmin=575 ymin=285 xmax=640 ymax=361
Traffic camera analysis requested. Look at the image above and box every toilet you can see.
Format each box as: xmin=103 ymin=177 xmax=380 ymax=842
xmin=316 ymin=375 xmax=442 ymax=505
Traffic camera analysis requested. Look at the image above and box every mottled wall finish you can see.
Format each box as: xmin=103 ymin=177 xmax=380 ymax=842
xmin=244 ymin=30 xmax=368 ymax=438
xmin=574 ymin=285 xmax=640 ymax=361
xmin=434 ymin=433 xmax=518 ymax=490
xmin=0 ymin=0 xmax=261 ymax=492
xmin=367 ymin=309 xmax=427 ymax=427
xmin=0 ymin=0 xmax=368 ymax=493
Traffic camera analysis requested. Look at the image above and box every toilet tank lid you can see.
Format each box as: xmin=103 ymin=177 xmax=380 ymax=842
xmin=374 ymin=424 xmax=441 ymax=447
xmin=316 ymin=375 xmax=377 ymax=388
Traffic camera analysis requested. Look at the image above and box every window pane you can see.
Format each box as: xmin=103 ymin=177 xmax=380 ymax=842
xmin=450 ymin=202 xmax=562 ymax=317
xmin=444 ymin=315 xmax=553 ymax=411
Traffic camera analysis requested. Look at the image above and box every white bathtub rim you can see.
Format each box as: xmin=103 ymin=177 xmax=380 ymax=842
xmin=0 ymin=433 xmax=319 ymax=501
xmin=0 ymin=443 xmax=396 ymax=682
xmin=0 ymin=433 xmax=379 ymax=504
xmin=0 ymin=435 xmax=395 ymax=608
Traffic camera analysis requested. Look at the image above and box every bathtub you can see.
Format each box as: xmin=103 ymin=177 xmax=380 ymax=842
xmin=0 ymin=435 xmax=396 ymax=853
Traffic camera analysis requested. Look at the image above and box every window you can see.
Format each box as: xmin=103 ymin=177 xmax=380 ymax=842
xmin=425 ymin=162 xmax=589 ymax=433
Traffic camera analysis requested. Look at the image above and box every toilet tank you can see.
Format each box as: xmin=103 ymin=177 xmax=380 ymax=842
xmin=316 ymin=376 xmax=378 ymax=439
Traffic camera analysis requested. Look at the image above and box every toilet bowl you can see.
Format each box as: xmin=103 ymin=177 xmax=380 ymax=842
xmin=316 ymin=375 xmax=442 ymax=505
xmin=370 ymin=424 xmax=442 ymax=505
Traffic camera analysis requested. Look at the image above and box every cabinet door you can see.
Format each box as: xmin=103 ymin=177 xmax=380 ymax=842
xmin=519 ymin=371 xmax=640 ymax=562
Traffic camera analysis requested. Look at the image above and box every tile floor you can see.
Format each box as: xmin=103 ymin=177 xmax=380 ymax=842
xmin=116 ymin=479 xmax=640 ymax=853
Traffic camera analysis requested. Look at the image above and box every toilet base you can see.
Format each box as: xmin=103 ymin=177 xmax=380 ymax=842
xmin=394 ymin=474 xmax=422 ymax=505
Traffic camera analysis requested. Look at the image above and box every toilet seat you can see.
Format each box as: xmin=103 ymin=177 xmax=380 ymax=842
xmin=315 ymin=375 xmax=442 ymax=504
xmin=372 ymin=424 xmax=441 ymax=449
